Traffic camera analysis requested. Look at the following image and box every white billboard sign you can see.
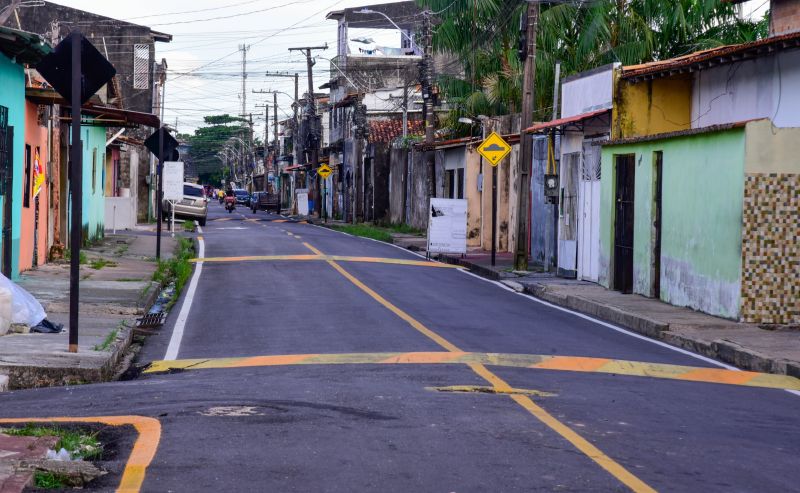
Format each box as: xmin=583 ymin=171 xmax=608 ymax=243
xmin=163 ymin=162 xmax=184 ymax=201
xmin=427 ymin=198 xmax=467 ymax=254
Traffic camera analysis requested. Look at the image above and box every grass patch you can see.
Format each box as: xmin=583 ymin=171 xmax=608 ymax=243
xmin=152 ymin=237 xmax=195 ymax=308
xmin=3 ymin=424 xmax=102 ymax=460
xmin=183 ymin=221 xmax=196 ymax=232
xmin=64 ymin=249 xmax=88 ymax=265
xmin=328 ymin=222 xmax=424 ymax=242
xmin=35 ymin=471 xmax=68 ymax=489
xmin=117 ymin=277 xmax=144 ymax=282
xmin=89 ymin=258 xmax=118 ymax=270
xmin=92 ymin=322 xmax=123 ymax=351
xmin=114 ymin=244 xmax=129 ymax=257
xmin=328 ymin=224 xmax=393 ymax=242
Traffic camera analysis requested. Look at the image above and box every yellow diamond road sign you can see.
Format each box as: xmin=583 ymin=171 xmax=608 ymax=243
xmin=317 ymin=164 xmax=332 ymax=179
xmin=477 ymin=131 xmax=512 ymax=167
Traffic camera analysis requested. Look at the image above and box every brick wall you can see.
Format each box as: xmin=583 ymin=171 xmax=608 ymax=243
xmin=771 ymin=0 xmax=800 ymax=36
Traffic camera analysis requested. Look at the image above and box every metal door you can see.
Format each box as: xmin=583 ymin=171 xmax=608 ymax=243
xmin=578 ymin=142 xmax=601 ymax=282
xmin=0 ymin=107 xmax=12 ymax=277
xmin=613 ymin=154 xmax=635 ymax=293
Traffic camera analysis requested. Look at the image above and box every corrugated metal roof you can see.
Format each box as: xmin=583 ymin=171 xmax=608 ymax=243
xmin=0 ymin=25 xmax=51 ymax=65
xmin=524 ymin=109 xmax=610 ymax=134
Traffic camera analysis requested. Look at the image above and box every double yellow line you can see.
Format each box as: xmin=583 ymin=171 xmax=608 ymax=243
xmin=300 ymin=241 xmax=657 ymax=492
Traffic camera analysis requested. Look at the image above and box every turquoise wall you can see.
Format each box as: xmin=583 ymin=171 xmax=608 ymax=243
xmin=68 ymin=124 xmax=106 ymax=246
xmin=600 ymin=129 xmax=746 ymax=319
xmin=82 ymin=125 xmax=106 ymax=242
xmin=0 ymin=55 xmax=25 ymax=278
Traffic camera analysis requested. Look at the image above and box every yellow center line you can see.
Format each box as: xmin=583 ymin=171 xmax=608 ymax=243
xmin=299 ymin=240 xmax=657 ymax=493
xmin=0 ymin=415 xmax=160 ymax=493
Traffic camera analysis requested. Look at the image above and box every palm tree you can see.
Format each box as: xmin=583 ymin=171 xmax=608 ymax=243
xmin=418 ymin=0 xmax=768 ymax=136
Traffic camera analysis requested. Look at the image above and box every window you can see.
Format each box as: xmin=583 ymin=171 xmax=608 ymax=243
xmin=133 ymin=44 xmax=149 ymax=89
xmin=23 ymin=145 xmax=31 ymax=208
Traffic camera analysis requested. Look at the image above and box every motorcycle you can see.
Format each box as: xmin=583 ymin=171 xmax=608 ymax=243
xmin=224 ymin=195 xmax=236 ymax=213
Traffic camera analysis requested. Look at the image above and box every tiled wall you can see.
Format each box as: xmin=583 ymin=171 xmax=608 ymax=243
xmin=741 ymin=173 xmax=800 ymax=324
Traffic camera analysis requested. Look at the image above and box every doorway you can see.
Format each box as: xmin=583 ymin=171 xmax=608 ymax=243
xmin=613 ymin=154 xmax=635 ymax=293
xmin=577 ymin=141 xmax=601 ymax=282
xmin=652 ymin=151 xmax=663 ymax=298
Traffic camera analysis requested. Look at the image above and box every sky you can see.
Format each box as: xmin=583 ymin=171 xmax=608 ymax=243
xmin=46 ymin=0 xmax=406 ymax=136
xmin=47 ymin=0 xmax=769 ymax=135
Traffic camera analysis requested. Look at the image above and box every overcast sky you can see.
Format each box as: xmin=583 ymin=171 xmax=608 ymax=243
xmin=49 ymin=0 xmax=769 ymax=135
xmin=47 ymin=0 xmax=405 ymax=135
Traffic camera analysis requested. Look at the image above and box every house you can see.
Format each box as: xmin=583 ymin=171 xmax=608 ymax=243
xmin=0 ymin=26 xmax=50 ymax=278
xmin=5 ymin=0 xmax=171 ymax=224
xmin=326 ymin=1 xmax=424 ymax=222
xmin=597 ymin=19 xmax=800 ymax=324
xmin=525 ymin=65 xmax=615 ymax=279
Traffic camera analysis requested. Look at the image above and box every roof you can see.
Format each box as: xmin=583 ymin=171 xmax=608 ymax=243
xmin=622 ymin=31 xmax=800 ymax=81
xmin=416 ymin=132 xmax=520 ymax=151
xmin=524 ymin=109 xmax=611 ymax=134
xmin=0 ymin=26 xmax=51 ymax=64
xmin=601 ymin=120 xmax=756 ymax=147
xmin=368 ymin=118 xmax=424 ymax=143
xmin=26 ymin=87 xmax=160 ymax=127
xmin=326 ymin=1 xmax=421 ymax=30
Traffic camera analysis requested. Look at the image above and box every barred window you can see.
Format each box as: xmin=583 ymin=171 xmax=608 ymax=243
xmin=133 ymin=44 xmax=149 ymax=89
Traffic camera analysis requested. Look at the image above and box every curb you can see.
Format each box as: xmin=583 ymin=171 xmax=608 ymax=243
xmin=0 ymin=325 xmax=133 ymax=390
xmin=455 ymin=261 xmax=797 ymax=377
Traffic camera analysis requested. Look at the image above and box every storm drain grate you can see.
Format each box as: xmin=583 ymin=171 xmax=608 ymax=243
xmin=136 ymin=312 xmax=165 ymax=328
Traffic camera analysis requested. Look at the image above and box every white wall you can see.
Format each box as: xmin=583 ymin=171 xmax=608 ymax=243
xmin=561 ymin=65 xmax=616 ymax=118
xmin=692 ymin=48 xmax=800 ymax=128
xmin=105 ymin=197 xmax=136 ymax=231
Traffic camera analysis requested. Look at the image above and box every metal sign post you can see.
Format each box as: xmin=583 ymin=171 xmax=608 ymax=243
xmin=477 ymin=131 xmax=512 ymax=267
xmin=36 ymin=32 xmax=116 ymax=353
xmin=144 ymin=128 xmax=179 ymax=260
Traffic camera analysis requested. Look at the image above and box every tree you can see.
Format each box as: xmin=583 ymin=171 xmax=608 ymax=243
xmin=418 ymin=0 xmax=768 ymax=136
xmin=182 ymin=114 xmax=249 ymax=184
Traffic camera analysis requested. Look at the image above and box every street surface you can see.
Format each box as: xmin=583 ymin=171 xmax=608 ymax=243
xmin=2 ymin=203 xmax=800 ymax=492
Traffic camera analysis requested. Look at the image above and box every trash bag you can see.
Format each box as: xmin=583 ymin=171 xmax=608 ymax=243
xmin=0 ymin=273 xmax=46 ymax=327
xmin=31 ymin=318 xmax=63 ymax=334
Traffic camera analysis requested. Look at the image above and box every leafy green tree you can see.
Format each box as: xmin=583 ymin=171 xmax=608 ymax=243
xmin=418 ymin=0 xmax=768 ymax=136
xmin=181 ymin=114 xmax=249 ymax=184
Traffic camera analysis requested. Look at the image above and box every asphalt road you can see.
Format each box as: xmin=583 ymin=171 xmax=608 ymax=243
xmin=3 ymin=202 xmax=800 ymax=493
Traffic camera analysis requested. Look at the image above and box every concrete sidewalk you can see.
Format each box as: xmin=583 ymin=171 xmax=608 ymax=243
xmin=0 ymin=231 xmax=176 ymax=389
xmin=436 ymin=250 xmax=800 ymax=377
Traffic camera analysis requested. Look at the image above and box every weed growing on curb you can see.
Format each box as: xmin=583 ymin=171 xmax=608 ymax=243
xmin=64 ymin=249 xmax=88 ymax=264
xmin=152 ymin=237 xmax=195 ymax=308
xmin=89 ymin=258 xmax=118 ymax=270
xmin=35 ymin=471 xmax=67 ymax=489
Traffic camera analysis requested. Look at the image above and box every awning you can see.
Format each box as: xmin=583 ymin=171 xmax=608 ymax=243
xmin=524 ymin=109 xmax=610 ymax=134
xmin=25 ymin=87 xmax=160 ymax=128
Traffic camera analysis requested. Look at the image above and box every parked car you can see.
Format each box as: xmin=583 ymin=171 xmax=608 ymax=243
xmin=163 ymin=183 xmax=208 ymax=226
xmin=233 ymin=189 xmax=250 ymax=206
xmin=250 ymin=191 xmax=281 ymax=214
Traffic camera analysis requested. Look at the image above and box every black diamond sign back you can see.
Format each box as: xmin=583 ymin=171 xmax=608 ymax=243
xmin=144 ymin=127 xmax=179 ymax=161
xmin=35 ymin=33 xmax=116 ymax=105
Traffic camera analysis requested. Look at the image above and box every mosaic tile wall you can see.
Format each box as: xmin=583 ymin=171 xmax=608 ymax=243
xmin=741 ymin=173 xmax=800 ymax=324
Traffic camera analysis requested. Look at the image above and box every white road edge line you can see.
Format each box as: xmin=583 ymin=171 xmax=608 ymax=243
xmin=310 ymin=221 xmax=800 ymax=396
xmin=163 ymin=221 xmax=205 ymax=360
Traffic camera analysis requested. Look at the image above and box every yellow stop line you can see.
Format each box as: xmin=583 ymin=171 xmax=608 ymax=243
xmin=144 ymin=351 xmax=800 ymax=391
xmin=190 ymin=254 xmax=459 ymax=269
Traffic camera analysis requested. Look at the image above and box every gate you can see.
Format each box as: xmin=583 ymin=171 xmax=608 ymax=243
xmin=613 ymin=154 xmax=635 ymax=293
xmin=0 ymin=106 xmax=12 ymax=277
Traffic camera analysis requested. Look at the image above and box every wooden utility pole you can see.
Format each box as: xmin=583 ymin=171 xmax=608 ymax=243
xmin=421 ymin=10 xmax=435 ymax=198
xmin=514 ymin=1 xmax=538 ymax=271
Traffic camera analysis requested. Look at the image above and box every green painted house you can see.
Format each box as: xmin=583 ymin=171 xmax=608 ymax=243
xmin=599 ymin=34 xmax=800 ymax=325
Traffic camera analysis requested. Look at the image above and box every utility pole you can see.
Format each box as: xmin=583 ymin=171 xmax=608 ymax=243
xmin=239 ymin=44 xmax=249 ymax=120
xmin=420 ymin=10 xmax=436 ymax=201
xmin=514 ymin=1 xmax=538 ymax=271
xmin=288 ymin=44 xmax=327 ymax=216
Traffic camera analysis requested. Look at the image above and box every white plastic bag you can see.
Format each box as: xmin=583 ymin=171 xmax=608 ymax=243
xmin=0 ymin=273 xmax=46 ymax=327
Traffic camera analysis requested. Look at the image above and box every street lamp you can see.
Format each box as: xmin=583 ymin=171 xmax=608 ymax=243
xmin=355 ymin=8 xmax=414 ymax=46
